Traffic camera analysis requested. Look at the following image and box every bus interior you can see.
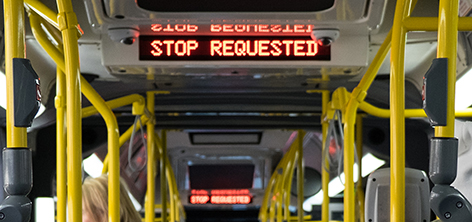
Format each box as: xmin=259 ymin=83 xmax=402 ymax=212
xmin=1 ymin=0 xmax=472 ymax=221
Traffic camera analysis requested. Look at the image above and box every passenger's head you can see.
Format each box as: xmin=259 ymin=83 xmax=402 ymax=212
xmin=82 ymin=174 xmax=141 ymax=222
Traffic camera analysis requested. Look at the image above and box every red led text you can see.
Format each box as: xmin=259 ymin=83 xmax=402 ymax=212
xmin=211 ymin=24 xmax=313 ymax=33
xmin=211 ymin=189 xmax=250 ymax=195
xmin=150 ymin=40 xmax=199 ymax=56
xmin=151 ymin=24 xmax=199 ymax=32
xmin=210 ymin=195 xmax=252 ymax=204
xmin=140 ymin=36 xmax=330 ymax=61
xmin=150 ymin=24 xmax=314 ymax=34
xmin=189 ymin=195 xmax=252 ymax=204
xmin=210 ymin=39 xmax=318 ymax=57
xmin=190 ymin=195 xmax=210 ymax=204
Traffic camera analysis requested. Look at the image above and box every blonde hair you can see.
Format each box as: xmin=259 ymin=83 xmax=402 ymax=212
xmin=82 ymin=174 xmax=142 ymax=222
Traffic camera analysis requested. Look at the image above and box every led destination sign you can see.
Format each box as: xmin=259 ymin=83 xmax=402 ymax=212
xmin=139 ymin=36 xmax=330 ymax=61
xmin=189 ymin=189 xmax=252 ymax=205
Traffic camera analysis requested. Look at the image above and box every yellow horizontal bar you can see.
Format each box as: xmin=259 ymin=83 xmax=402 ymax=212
xmin=82 ymin=94 xmax=146 ymax=118
xmin=358 ymin=101 xmax=472 ymax=118
xmin=404 ymin=17 xmax=472 ymax=31
xmin=456 ymin=109 xmax=472 ymax=117
xmin=358 ymin=102 xmax=425 ymax=118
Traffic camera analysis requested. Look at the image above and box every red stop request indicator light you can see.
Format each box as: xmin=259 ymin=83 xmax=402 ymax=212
xmin=139 ymin=36 xmax=330 ymax=61
xmin=189 ymin=189 xmax=252 ymax=205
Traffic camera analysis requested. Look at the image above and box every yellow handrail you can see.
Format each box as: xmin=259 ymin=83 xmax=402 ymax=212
xmin=318 ymin=4 xmax=472 ymax=219
xmin=320 ymin=77 xmax=330 ymax=222
xmin=435 ymin=0 xmax=458 ymax=137
xmin=30 ymin=11 xmax=181 ymax=222
xmin=160 ymin=130 xmax=168 ymax=222
xmin=81 ymin=78 xmax=121 ymax=222
xmin=145 ymin=92 xmax=157 ymax=222
xmin=24 ymin=0 xmax=59 ymax=29
xmin=5 ymin=0 xmax=27 ymax=148
xmin=154 ymin=132 xmax=186 ymax=222
xmin=258 ymin=156 xmax=278 ymax=222
xmin=259 ymin=131 xmax=306 ymax=222
xmin=259 ymin=136 xmax=289 ymax=221
xmin=355 ymin=115 xmax=365 ymax=222
xmin=28 ymin=13 xmax=65 ymax=69
xmin=55 ymin=0 xmax=84 ymax=220
xmin=22 ymin=1 xmax=472 ymax=222
xmin=82 ymin=94 xmax=146 ymax=118
xmin=297 ymin=130 xmax=305 ymax=222
xmin=30 ymin=8 xmax=126 ymax=221
xmin=339 ymin=30 xmax=391 ymax=222
xmin=402 ymin=17 xmax=472 ymax=31
xmin=281 ymin=142 xmax=298 ymax=222
xmin=29 ymin=10 xmax=74 ymax=222
xmin=56 ymin=68 xmax=67 ymax=222
xmin=390 ymin=0 xmax=419 ymax=221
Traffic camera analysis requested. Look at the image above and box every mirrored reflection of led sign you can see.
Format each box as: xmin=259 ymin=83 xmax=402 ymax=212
xmin=137 ymin=0 xmax=335 ymax=12
xmin=139 ymin=36 xmax=330 ymax=61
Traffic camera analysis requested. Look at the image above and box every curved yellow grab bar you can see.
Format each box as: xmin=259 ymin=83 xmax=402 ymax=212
xmin=259 ymin=132 xmax=302 ymax=222
xmin=24 ymin=0 xmax=59 ymax=29
xmin=33 ymin=4 xmax=121 ymax=219
xmin=82 ymin=94 xmax=146 ymax=118
xmin=81 ymin=78 xmax=121 ymax=222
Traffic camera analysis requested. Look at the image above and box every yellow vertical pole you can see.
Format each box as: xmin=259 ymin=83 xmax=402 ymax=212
xmin=161 ymin=130 xmax=168 ymax=222
xmin=297 ymin=130 xmax=305 ymax=222
xmin=156 ymin=135 xmax=174 ymax=222
xmin=56 ymin=68 xmax=67 ymax=222
xmin=146 ymin=91 xmax=156 ymax=222
xmin=4 ymin=0 xmax=27 ymax=147
xmin=321 ymin=76 xmax=330 ymax=222
xmin=356 ymin=115 xmax=364 ymax=222
xmin=435 ymin=0 xmax=458 ymax=137
xmin=165 ymin=161 xmax=176 ymax=222
xmin=56 ymin=0 xmax=82 ymax=220
xmin=390 ymin=0 xmax=413 ymax=221
xmin=343 ymin=106 xmax=356 ymax=222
